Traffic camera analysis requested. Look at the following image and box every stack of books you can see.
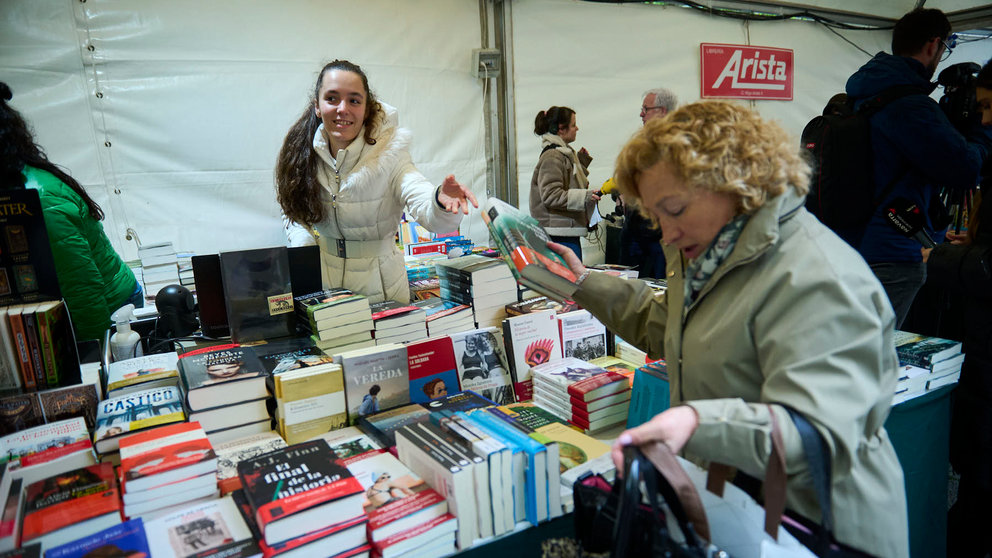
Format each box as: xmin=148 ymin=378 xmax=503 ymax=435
xmin=530 ymin=357 xmax=630 ymax=433
xmin=412 ymin=298 xmax=474 ymax=337
xmin=892 ymin=330 xmax=966 ymax=404
xmin=19 ymin=463 xmax=122 ymax=553
xmin=435 ymin=255 xmax=517 ymax=329
xmin=144 ymin=496 xmax=259 ymax=556
xmin=323 ymin=430 xmax=456 ymax=558
xmin=105 ymin=351 xmax=181 ymax=398
xmin=0 ymin=417 xmax=97 ymax=488
xmin=177 ymin=345 xmax=272 ymax=446
xmin=117 ymin=422 xmax=219 ymax=518
xmin=138 ymin=242 xmax=180 ymax=299
xmin=93 ymin=385 xmax=187 ymax=455
xmin=615 ymin=336 xmax=649 ymax=365
xmin=294 ymin=289 xmax=374 ymax=354
xmin=236 ymin=439 xmax=368 ymax=555
xmin=370 ymin=301 xmax=427 ymax=346
xmin=273 ymin=361 xmax=347 ymax=444
xmin=214 ymin=430 xmax=288 ymax=495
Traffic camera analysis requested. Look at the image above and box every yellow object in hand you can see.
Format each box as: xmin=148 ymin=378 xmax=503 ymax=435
xmin=600 ymin=177 xmax=618 ymax=194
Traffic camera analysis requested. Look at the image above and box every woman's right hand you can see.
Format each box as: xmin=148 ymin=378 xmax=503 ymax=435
xmin=611 ymin=405 xmax=700 ymax=476
xmin=548 ymin=241 xmax=587 ymax=278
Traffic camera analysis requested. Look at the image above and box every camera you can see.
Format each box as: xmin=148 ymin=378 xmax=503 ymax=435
xmin=938 ymin=62 xmax=982 ymax=132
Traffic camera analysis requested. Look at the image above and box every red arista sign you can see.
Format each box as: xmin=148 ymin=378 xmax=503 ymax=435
xmin=700 ymin=43 xmax=794 ymax=101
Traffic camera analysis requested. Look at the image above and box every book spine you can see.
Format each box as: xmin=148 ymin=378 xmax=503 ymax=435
xmin=8 ymin=311 xmax=36 ymax=390
xmin=36 ymin=308 xmax=59 ymax=387
xmin=22 ymin=312 xmax=46 ymax=389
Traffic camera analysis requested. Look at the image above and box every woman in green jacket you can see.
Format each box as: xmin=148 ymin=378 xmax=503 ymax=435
xmin=553 ymin=101 xmax=908 ymax=556
xmin=1 ymin=82 xmax=140 ymax=341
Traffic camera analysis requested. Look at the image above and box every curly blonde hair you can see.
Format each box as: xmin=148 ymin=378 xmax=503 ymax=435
xmin=614 ymin=101 xmax=809 ymax=216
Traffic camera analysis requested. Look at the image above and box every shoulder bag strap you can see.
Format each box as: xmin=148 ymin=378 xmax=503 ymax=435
xmin=640 ymin=441 xmax=711 ymax=544
xmin=782 ymin=406 xmax=835 ymax=555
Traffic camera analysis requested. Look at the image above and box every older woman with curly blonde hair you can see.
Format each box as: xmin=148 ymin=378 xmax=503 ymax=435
xmin=551 ymin=101 xmax=908 ymax=556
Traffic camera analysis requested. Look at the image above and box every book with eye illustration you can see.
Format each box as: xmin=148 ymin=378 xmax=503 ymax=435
xmin=482 ymin=197 xmax=578 ymax=303
xmin=501 ymin=310 xmax=562 ymax=403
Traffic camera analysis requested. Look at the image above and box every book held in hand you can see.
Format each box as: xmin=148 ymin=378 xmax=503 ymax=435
xmin=482 ymin=197 xmax=578 ymax=301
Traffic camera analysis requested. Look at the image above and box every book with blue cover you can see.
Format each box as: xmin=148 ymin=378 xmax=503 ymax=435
xmin=464 ymin=410 xmax=549 ymax=526
xmin=45 ymin=519 xmax=148 ymax=558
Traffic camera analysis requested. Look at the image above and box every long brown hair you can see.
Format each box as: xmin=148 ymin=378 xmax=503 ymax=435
xmin=276 ymin=60 xmax=382 ymax=227
xmin=0 ymin=82 xmax=104 ymax=220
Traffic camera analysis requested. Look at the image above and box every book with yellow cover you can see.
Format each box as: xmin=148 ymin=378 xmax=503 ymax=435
xmin=274 ymin=363 xmax=346 ymax=444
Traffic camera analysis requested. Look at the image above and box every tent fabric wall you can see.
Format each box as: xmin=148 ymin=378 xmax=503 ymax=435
xmin=2 ymin=0 xmax=990 ymax=263
xmin=0 ymin=0 xmax=490 ymax=259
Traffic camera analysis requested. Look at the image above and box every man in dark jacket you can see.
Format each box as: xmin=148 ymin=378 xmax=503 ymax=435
xmin=844 ymin=8 xmax=992 ymax=327
xmin=619 ymin=88 xmax=678 ymax=279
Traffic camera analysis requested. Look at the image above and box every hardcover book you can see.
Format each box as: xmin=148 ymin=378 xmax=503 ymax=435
xmin=6 ymin=305 xmax=36 ymax=390
xmin=294 ymin=288 xmax=371 ymax=326
xmin=106 ymin=352 xmax=180 ymax=397
xmin=32 ymin=384 xmax=99 ymax=431
xmin=94 ymin=386 xmax=186 ymax=454
xmin=118 ymin=421 xmax=217 ymax=494
xmin=214 ymin=431 xmax=288 ymax=495
xmin=502 ymin=310 xmax=562 ymax=402
xmin=449 ymin=328 xmax=515 ymax=405
xmin=219 ymin=247 xmax=295 ymax=343
xmin=45 ymin=518 xmax=148 ymax=558
xmin=0 ymin=306 xmax=22 ymax=391
xmin=236 ymin=439 xmax=365 ymax=545
xmin=355 ymin=404 xmax=431 ymax=448
xmin=557 ymin=310 xmax=608 ymax=362
xmin=178 ymin=346 xmax=268 ymax=411
xmin=335 ymin=344 xmax=410 ymax=425
xmin=274 ymin=362 xmax=347 ymax=444
xmin=0 ymin=189 xmax=61 ymax=306
xmin=334 ymin=448 xmax=449 ymax=542
xmin=20 ymin=463 xmax=122 ymax=550
xmin=143 ymin=496 xmax=259 ymax=558
xmin=482 ymin=197 xmax=578 ymax=301
xmin=406 ymin=337 xmax=460 ymax=404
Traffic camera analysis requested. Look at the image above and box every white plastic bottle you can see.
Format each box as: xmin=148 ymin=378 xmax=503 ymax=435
xmin=109 ymin=304 xmax=143 ymax=361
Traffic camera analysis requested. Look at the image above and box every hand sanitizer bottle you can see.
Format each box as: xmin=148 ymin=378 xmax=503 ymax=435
xmin=109 ymin=304 xmax=142 ymax=361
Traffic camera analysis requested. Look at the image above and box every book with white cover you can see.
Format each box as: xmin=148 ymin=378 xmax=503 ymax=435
xmin=106 ymin=352 xmax=180 ymax=397
xmin=144 ymin=496 xmax=259 ymax=558
xmin=557 ymin=310 xmax=607 ymax=362
xmin=502 ymin=309 xmax=561 ymax=402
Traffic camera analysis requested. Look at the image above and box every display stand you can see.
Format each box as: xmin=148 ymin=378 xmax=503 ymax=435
xmin=885 ymin=384 xmax=955 ymax=558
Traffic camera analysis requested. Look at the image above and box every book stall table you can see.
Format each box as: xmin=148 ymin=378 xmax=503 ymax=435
xmin=885 ymin=384 xmax=955 ymax=558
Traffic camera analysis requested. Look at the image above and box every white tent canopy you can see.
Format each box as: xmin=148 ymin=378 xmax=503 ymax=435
xmin=2 ymin=0 xmax=990 ymax=262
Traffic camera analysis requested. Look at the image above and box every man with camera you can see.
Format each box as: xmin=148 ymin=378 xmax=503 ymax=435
xmin=844 ymin=7 xmax=992 ymax=327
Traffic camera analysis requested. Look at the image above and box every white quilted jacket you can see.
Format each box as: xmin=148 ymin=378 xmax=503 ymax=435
xmin=286 ymin=103 xmax=461 ymax=303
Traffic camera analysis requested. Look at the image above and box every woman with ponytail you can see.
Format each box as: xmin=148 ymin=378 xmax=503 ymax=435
xmin=0 ymin=82 xmax=141 ymax=341
xmin=276 ymin=60 xmax=477 ymax=303
xmin=529 ymin=106 xmax=600 ymax=260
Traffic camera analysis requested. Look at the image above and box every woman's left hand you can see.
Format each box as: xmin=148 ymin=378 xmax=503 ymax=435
xmin=611 ymin=405 xmax=699 ymax=476
xmin=438 ymin=175 xmax=479 ymax=215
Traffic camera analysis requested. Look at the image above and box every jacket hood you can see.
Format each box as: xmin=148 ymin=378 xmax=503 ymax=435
xmin=846 ymin=52 xmax=936 ymax=100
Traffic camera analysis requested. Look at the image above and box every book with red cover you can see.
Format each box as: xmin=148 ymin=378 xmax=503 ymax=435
xmin=118 ymin=421 xmax=217 ymax=493
xmin=6 ymin=306 xmax=36 ymax=391
xmin=237 ymin=439 xmax=365 ymax=545
xmin=406 ymin=337 xmax=459 ymax=404
xmin=370 ymin=513 xmax=457 ymax=558
xmin=20 ymin=463 xmax=121 ymax=547
xmin=567 ymin=370 xmax=629 ymax=402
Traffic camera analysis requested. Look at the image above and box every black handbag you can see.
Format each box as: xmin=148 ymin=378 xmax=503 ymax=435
xmin=573 ymin=442 xmax=722 ymax=558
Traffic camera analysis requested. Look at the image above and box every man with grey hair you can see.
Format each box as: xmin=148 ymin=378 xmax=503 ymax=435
xmin=621 ymin=87 xmax=677 ymax=277
xmin=639 ymin=87 xmax=678 ymax=125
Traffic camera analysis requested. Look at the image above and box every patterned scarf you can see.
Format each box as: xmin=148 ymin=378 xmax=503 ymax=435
xmin=683 ymin=214 xmax=750 ymax=308
xmin=540 ymin=133 xmax=589 ymax=190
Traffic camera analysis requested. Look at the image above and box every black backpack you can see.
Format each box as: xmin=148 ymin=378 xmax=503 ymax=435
xmin=801 ymin=85 xmax=924 ymax=232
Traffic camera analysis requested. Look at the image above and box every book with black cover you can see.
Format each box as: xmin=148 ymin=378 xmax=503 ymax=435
xmin=177 ymin=345 xmax=268 ymax=411
xmin=237 ymin=439 xmax=365 ymax=545
xmin=0 ymin=189 xmax=60 ymax=306
xmin=219 ymin=247 xmax=295 ymax=343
